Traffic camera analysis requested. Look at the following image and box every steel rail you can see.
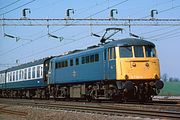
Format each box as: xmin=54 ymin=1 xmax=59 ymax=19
xmin=0 ymin=106 xmax=28 ymax=117
xmin=0 ymin=98 xmax=180 ymax=119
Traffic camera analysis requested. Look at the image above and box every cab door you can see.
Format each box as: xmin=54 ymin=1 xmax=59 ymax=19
xmin=107 ymin=47 xmax=116 ymax=80
xmin=103 ymin=49 xmax=108 ymax=80
xmin=47 ymin=60 xmax=55 ymax=84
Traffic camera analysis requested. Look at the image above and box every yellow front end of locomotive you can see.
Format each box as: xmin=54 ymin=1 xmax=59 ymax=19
xmin=115 ymin=46 xmax=160 ymax=80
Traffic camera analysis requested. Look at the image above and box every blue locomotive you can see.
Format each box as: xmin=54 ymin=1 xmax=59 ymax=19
xmin=0 ymin=28 xmax=164 ymax=102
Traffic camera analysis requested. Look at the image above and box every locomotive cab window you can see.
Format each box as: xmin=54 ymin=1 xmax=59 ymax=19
xmin=134 ymin=46 xmax=144 ymax=57
xmin=145 ymin=46 xmax=156 ymax=57
xmin=119 ymin=46 xmax=132 ymax=58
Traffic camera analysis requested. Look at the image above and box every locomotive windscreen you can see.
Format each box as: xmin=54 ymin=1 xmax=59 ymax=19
xmin=145 ymin=46 xmax=156 ymax=57
xmin=119 ymin=46 xmax=132 ymax=58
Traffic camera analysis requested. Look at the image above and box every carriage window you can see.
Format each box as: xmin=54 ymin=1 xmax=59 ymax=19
xmin=134 ymin=46 xmax=144 ymax=57
xmin=109 ymin=47 xmax=116 ymax=60
xmin=13 ymin=72 xmax=15 ymax=81
xmin=19 ymin=70 xmax=22 ymax=80
xmin=10 ymin=72 xmax=12 ymax=81
xmin=145 ymin=46 xmax=156 ymax=57
xmin=28 ymin=68 xmax=31 ymax=79
xmin=32 ymin=67 xmax=36 ymax=79
xmin=37 ymin=66 xmax=40 ymax=78
xmin=22 ymin=70 xmax=24 ymax=79
xmin=119 ymin=46 xmax=132 ymax=58
xmin=16 ymin=71 xmax=18 ymax=80
xmin=24 ymin=69 xmax=27 ymax=79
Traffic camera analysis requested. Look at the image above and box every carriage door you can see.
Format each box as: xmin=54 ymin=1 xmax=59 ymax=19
xmin=107 ymin=47 xmax=116 ymax=80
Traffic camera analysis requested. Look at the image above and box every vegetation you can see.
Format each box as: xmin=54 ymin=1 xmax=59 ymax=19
xmin=159 ymin=82 xmax=180 ymax=96
xmin=161 ymin=73 xmax=180 ymax=82
xmin=159 ymin=74 xmax=180 ymax=96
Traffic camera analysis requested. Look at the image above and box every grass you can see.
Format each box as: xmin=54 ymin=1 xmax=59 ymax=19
xmin=159 ymin=82 xmax=180 ymax=96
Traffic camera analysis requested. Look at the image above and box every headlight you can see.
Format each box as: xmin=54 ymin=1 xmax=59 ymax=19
xmin=145 ymin=63 xmax=149 ymax=67
xmin=132 ymin=62 xmax=136 ymax=67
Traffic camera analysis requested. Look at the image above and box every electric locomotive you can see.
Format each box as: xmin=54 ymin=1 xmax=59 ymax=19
xmin=0 ymin=28 xmax=163 ymax=102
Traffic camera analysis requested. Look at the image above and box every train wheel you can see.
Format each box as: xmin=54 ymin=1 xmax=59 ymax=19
xmin=86 ymin=95 xmax=92 ymax=102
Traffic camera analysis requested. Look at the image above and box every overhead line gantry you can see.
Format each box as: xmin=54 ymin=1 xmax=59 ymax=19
xmin=1 ymin=18 xmax=180 ymax=26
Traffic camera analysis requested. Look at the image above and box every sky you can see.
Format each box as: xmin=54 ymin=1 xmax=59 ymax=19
xmin=0 ymin=0 xmax=180 ymax=79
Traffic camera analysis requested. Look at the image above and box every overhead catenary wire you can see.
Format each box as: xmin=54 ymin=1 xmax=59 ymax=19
xmin=150 ymin=33 xmax=180 ymax=41
xmin=0 ymin=0 xmax=21 ymax=10
xmin=148 ymin=28 xmax=180 ymax=41
xmin=0 ymin=0 xmax=129 ymax=58
xmin=0 ymin=0 xmax=179 ymax=67
xmin=7 ymin=0 xmax=112 ymax=44
xmin=139 ymin=27 xmax=172 ymax=35
xmin=0 ymin=0 xmax=36 ymax=16
xmin=142 ymin=3 xmax=180 ymax=18
xmin=145 ymin=27 xmax=180 ymax=39
xmin=137 ymin=0 xmax=180 ymax=40
xmin=7 ymin=29 xmax=105 ymax=62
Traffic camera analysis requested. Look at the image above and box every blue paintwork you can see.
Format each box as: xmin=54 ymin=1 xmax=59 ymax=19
xmin=107 ymin=60 xmax=116 ymax=79
xmin=0 ymin=78 xmax=45 ymax=89
xmin=49 ymin=47 xmax=106 ymax=84
xmin=0 ymin=58 xmax=49 ymax=90
xmin=49 ymin=42 xmax=119 ymax=84
xmin=0 ymin=38 xmax=156 ymax=90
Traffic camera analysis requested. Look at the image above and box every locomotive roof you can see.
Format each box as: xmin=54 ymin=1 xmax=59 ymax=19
xmin=105 ymin=38 xmax=155 ymax=47
xmin=51 ymin=38 xmax=156 ymax=60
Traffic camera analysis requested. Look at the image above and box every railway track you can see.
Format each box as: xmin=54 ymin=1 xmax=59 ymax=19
xmin=0 ymin=105 xmax=28 ymax=117
xmin=0 ymin=98 xmax=180 ymax=119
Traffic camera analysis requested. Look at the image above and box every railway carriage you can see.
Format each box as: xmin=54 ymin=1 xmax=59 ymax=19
xmin=0 ymin=58 xmax=49 ymax=98
xmin=0 ymin=35 xmax=164 ymax=102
